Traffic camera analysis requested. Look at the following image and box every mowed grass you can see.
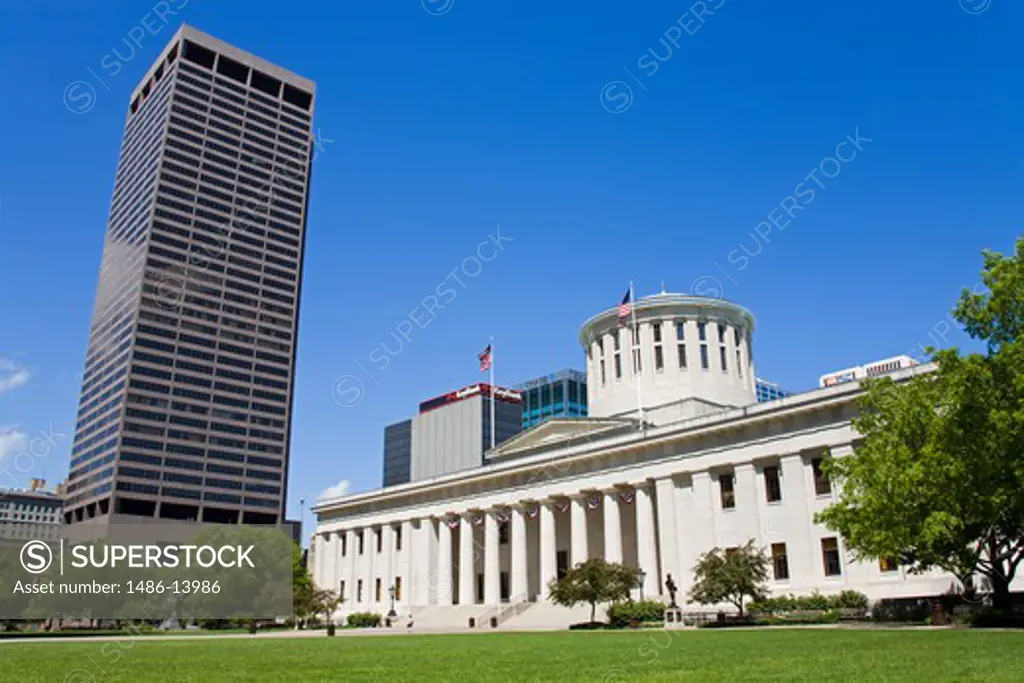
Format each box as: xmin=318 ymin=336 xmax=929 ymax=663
xmin=3 ymin=629 xmax=1024 ymax=682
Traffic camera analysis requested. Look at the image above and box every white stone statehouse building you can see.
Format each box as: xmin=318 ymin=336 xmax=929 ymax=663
xmin=311 ymin=293 xmax=1007 ymax=628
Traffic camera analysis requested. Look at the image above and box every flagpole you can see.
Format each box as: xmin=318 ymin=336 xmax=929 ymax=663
xmin=630 ymin=281 xmax=644 ymax=428
xmin=489 ymin=336 xmax=496 ymax=452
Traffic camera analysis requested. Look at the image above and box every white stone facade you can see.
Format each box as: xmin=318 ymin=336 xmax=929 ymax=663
xmin=312 ymin=295 xmax=1015 ymax=621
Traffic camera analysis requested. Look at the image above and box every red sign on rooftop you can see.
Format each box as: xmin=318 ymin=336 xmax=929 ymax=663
xmin=418 ymin=383 xmax=523 ymax=413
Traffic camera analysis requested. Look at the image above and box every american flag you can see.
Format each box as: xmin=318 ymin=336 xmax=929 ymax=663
xmin=478 ymin=344 xmax=492 ymax=372
xmin=617 ymin=288 xmax=632 ymax=325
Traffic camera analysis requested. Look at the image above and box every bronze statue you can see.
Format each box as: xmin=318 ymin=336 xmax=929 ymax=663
xmin=665 ymin=573 xmax=678 ymax=608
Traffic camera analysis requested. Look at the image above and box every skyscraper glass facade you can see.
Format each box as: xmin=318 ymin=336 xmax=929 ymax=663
xmin=755 ymin=378 xmax=790 ymax=403
xmin=514 ymin=369 xmax=588 ymax=429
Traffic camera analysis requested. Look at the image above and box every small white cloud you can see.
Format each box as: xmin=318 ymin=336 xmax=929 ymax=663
xmin=318 ymin=478 xmax=351 ymax=500
xmin=0 ymin=359 xmax=30 ymax=395
xmin=0 ymin=428 xmax=28 ymax=462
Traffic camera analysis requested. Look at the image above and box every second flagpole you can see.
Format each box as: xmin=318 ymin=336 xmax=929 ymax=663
xmin=489 ymin=336 xmax=496 ymax=451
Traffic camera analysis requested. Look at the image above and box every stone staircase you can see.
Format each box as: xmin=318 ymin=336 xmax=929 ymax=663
xmin=474 ymin=595 xmax=533 ymax=629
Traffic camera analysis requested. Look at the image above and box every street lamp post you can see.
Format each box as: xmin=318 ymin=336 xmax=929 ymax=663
xmin=387 ymin=584 xmax=398 ymax=618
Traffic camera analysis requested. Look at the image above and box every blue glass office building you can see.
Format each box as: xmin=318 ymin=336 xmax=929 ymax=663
xmin=514 ymin=369 xmax=588 ymax=429
xmin=755 ymin=377 xmax=790 ymax=403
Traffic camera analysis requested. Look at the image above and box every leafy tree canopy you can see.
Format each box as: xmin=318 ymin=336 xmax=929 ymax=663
xmin=548 ymin=558 xmax=640 ymax=624
xmin=687 ymin=539 xmax=768 ymax=617
xmin=817 ymin=236 xmax=1024 ymax=609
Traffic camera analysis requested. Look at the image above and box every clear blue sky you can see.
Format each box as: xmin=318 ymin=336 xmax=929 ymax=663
xmin=0 ymin=0 xmax=1020 ymax=532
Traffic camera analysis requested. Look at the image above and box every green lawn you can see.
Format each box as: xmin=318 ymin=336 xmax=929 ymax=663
xmin=2 ymin=629 xmax=1023 ymax=682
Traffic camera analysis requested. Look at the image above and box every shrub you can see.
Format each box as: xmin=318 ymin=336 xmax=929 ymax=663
xmin=969 ymin=610 xmax=1024 ymax=629
xmin=832 ymin=590 xmax=869 ymax=609
xmin=568 ymin=621 xmax=605 ymax=630
xmin=749 ymin=590 xmax=869 ymax=614
xmin=346 ymin=612 xmax=382 ymax=628
xmin=607 ymin=600 xmax=667 ymax=627
xmin=871 ymin=600 xmax=930 ymax=623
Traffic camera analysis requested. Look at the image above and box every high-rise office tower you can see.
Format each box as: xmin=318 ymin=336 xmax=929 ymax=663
xmin=64 ymin=26 xmax=315 ymax=527
xmin=514 ymin=368 xmax=588 ymax=429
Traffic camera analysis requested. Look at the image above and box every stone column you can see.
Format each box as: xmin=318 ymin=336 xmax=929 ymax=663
xmin=484 ymin=511 xmax=501 ymax=605
xmin=401 ymin=520 xmax=414 ymax=606
xmin=381 ymin=524 xmax=395 ymax=599
xmin=539 ymin=502 xmax=557 ymax=600
xmin=332 ymin=531 xmax=344 ymax=594
xmin=653 ymin=478 xmax=678 ymax=594
xmin=570 ymin=495 xmax=588 ymax=567
xmin=603 ymin=490 xmax=623 ymax=564
xmin=345 ymin=529 xmax=358 ymax=603
xmin=511 ymin=506 xmax=528 ymax=601
xmin=436 ymin=517 xmax=454 ymax=606
xmin=458 ymin=514 xmax=475 ymax=605
xmin=314 ymin=532 xmax=327 ymax=588
xmin=635 ymin=483 xmax=659 ymax=598
xmin=365 ymin=526 xmax=378 ymax=606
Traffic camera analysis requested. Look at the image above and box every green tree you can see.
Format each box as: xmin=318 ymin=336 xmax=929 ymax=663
xmin=292 ymin=542 xmax=314 ymax=624
xmin=548 ymin=558 xmax=641 ymax=624
xmin=816 ymin=236 xmax=1024 ymax=610
xmin=688 ymin=540 xmax=768 ymax=617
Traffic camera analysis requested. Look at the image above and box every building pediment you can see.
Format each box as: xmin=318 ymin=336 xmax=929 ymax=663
xmin=487 ymin=417 xmax=638 ymax=460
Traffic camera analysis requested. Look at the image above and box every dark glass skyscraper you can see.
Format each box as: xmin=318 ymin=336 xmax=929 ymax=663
xmin=64 ymin=26 xmax=315 ymax=527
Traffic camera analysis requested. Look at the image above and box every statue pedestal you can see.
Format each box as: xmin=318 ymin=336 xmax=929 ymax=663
xmin=664 ymin=607 xmax=685 ymax=629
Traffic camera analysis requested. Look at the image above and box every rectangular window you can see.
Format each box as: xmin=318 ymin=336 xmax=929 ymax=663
xmin=600 ymin=360 xmax=606 ymax=385
xmin=375 ymin=578 xmax=382 ymax=602
xmin=700 ymin=345 xmax=709 ymax=370
xmin=357 ymin=579 xmax=363 ymax=602
xmin=772 ymin=543 xmax=789 ymax=581
xmin=736 ymin=349 xmax=743 ymax=377
xmin=614 ymin=330 xmax=620 ymax=351
xmin=376 ymin=530 xmax=383 ymax=553
xmin=358 ymin=531 xmax=364 ymax=555
xmin=718 ymin=323 xmax=726 ymax=343
xmin=677 ymin=344 xmax=687 ymax=369
xmin=812 ymin=457 xmax=831 ymax=496
xmin=499 ymin=521 xmax=509 ymax=545
xmin=822 ymin=537 xmax=842 ymax=576
xmin=764 ymin=466 xmax=782 ymax=503
xmin=879 ymin=557 xmax=898 ymax=573
xmin=395 ymin=525 xmax=402 ymax=551
xmin=719 ymin=473 xmax=736 ymax=509
xmin=632 ymin=348 xmax=642 ymax=374
xmin=654 ymin=346 xmax=664 ymax=371
xmin=341 ymin=534 xmax=348 ymax=557
xmin=676 ymin=321 xmax=685 ymax=340
xmin=614 ymin=354 xmax=622 ymax=379
xmin=395 ymin=576 xmax=403 ymax=601
xmin=698 ymin=322 xmax=707 ymax=341
xmin=339 ymin=580 xmax=346 ymax=600
xmin=652 ymin=322 xmax=662 ymax=343
xmin=720 ymin=346 xmax=728 ymax=372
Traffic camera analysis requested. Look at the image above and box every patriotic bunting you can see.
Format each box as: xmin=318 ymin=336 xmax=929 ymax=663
xmin=554 ymin=500 xmax=570 ymax=514
xmin=525 ymin=506 xmax=539 ymax=519
xmin=619 ymin=490 xmax=635 ymax=505
xmin=586 ymin=495 xmax=601 ymax=509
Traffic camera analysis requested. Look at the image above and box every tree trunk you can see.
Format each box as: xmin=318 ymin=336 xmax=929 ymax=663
xmin=990 ymin=569 xmax=1012 ymax=611
xmin=590 ymin=602 xmax=596 ymax=624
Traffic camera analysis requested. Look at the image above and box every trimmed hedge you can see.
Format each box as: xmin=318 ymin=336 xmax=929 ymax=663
xmin=346 ymin=612 xmax=382 ymax=628
xmin=969 ymin=610 xmax=1024 ymax=629
xmin=697 ymin=611 xmax=841 ymax=628
xmin=749 ymin=590 xmax=868 ymax=614
xmin=607 ymin=600 xmax=667 ymax=627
